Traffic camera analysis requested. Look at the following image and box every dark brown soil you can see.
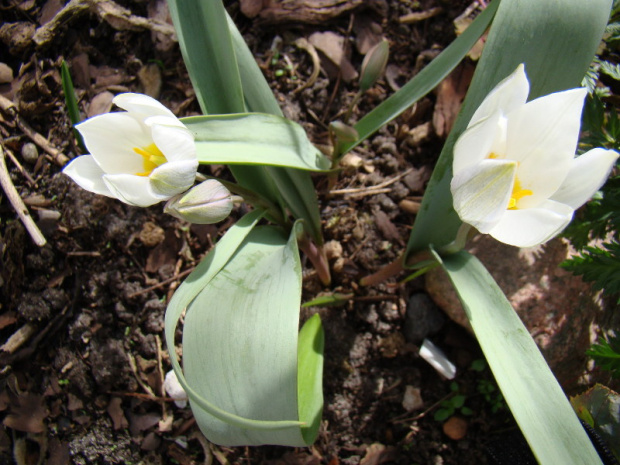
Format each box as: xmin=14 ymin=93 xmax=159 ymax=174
xmin=0 ymin=1 xmax=519 ymax=464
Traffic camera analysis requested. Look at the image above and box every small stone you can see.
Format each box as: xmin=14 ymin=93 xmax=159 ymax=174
xmin=404 ymin=293 xmax=445 ymax=343
xmin=324 ymin=240 xmax=343 ymax=261
xmin=0 ymin=62 xmax=13 ymax=84
xmin=138 ymin=221 xmax=165 ymax=247
xmin=402 ymin=385 xmax=423 ymax=412
xmin=21 ymin=142 xmax=39 ymax=164
xmin=443 ymin=416 xmax=468 ymax=440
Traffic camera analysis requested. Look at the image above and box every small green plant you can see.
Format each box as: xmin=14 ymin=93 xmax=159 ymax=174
xmin=434 ymin=382 xmax=473 ymax=422
xmin=470 ymin=359 xmax=505 ymax=413
xmin=587 ymin=335 xmax=620 ymax=378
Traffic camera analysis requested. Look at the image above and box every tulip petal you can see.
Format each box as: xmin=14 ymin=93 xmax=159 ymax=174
xmin=150 ymin=159 xmax=198 ymax=197
xmin=506 ymin=88 xmax=587 ymax=207
xmin=103 ymin=174 xmax=166 ymax=207
xmin=488 ymin=199 xmax=574 ymax=248
xmin=550 ymin=148 xmax=619 ymax=209
xmin=468 ymin=64 xmax=529 ymax=128
xmin=150 ymin=122 xmax=196 ymax=163
xmin=62 ymin=155 xmax=115 ymax=198
xmin=451 ymin=159 xmax=516 ymax=233
xmin=453 ymin=111 xmax=502 ymax=173
xmin=113 ymin=93 xmax=177 ymax=121
xmin=77 ymin=113 xmax=150 ymax=174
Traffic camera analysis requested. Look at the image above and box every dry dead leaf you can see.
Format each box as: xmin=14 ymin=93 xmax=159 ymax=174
xmin=432 ymin=62 xmax=474 ymax=137
xmin=86 ymin=91 xmax=114 ymax=118
xmin=359 ymin=443 xmax=398 ymax=465
xmin=353 ymin=15 xmax=383 ymax=55
xmin=127 ymin=412 xmax=161 ymax=436
xmin=3 ymin=392 xmax=47 ymax=434
xmin=145 ymin=228 xmax=182 ymax=274
xmin=69 ymin=53 xmax=90 ymax=89
xmin=137 ymin=63 xmax=162 ymax=99
xmin=308 ymin=31 xmax=358 ymax=83
xmin=107 ymin=397 xmax=129 ymax=430
xmin=39 ymin=0 xmax=64 ymax=26
xmin=147 ymin=0 xmax=175 ymax=52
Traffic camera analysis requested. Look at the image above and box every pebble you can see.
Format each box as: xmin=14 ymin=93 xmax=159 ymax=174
xmin=402 ymin=385 xmax=423 ymax=412
xmin=403 ymin=293 xmax=445 ymax=342
xmin=443 ymin=416 xmax=468 ymax=440
xmin=21 ymin=142 xmax=39 ymax=164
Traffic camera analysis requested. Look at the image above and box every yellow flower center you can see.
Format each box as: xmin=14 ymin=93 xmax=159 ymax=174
xmin=488 ymin=152 xmax=533 ymax=210
xmin=134 ymin=143 xmax=167 ymax=176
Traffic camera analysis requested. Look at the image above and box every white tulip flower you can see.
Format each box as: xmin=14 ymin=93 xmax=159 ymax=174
xmin=451 ymin=64 xmax=618 ymax=248
xmin=63 ymin=93 xmax=198 ymax=207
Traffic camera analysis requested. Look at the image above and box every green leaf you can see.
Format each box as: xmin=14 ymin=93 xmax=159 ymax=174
xmin=165 ymin=210 xmax=323 ymax=445
xmin=226 ymin=12 xmax=283 ymax=117
xmin=226 ymin=12 xmax=325 ymax=246
xmin=434 ymin=408 xmax=453 ymax=422
xmin=301 ymin=293 xmax=353 ymax=308
xmin=166 ymin=0 xmax=282 ymax=210
xmin=406 ymin=0 xmax=613 ymax=257
xmin=182 ymin=113 xmax=330 ymax=171
xmin=571 ymin=384 xmax=620 ymax=460
xmin=60 ymin=61 xmax=85 ymax=150
xmin=561 ymin=240 xmax=620 ymax=298
xmin=166 ymin=1 xmax=243 ymax=115
xmin=297 ymin=314 xmax=324 ymax=444
xmin=436 ymin=250 xmax=603 ymax=465
xmin=586 ymin=336 xmax=620 ymax=378
xmin=338 ymin=0 xmax=499 ymax=156
xmin=600 ymin=60 xmax=620 ymax=80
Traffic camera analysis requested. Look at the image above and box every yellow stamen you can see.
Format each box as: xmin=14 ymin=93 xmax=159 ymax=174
xmin=133 ymin=143 xmax=167 ymax=177
xmin=508 ymin=177 xmax=533 ymax=210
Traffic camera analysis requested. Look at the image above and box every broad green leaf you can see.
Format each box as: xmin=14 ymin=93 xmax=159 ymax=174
xmin=166 ymin=0 xmax=282 ymax=209
xmin=437 ymin=250 xmax=603 ymax=465
xmin=406 ymin=0 xmax=613 ymax=257
xmin=166 ymin=1 xmax=243 ymax=115
xmin=165 ymin=211 xmax=323 ymax=446
xmin=338 ymin=0 xmax=498 ymax=156
xmin=571 ymin=384 xmax=620 ymax=460
xmin=182 ymin=113 xmax=330 ymax=171
xmin=226 ymin=12 xmax=283 ymax=117
xmin=226 ymin=12 xmax=325 ymax=246
xmin=297 ymin=313 xmax=324 ymax=444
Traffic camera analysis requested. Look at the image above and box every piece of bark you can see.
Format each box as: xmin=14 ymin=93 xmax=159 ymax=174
xmin=254 ymin=0 xmax=387 ymax=25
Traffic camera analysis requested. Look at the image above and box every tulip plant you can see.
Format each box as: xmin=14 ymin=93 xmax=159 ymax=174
xmin=61 ymin=0 xmax=618 ymax=462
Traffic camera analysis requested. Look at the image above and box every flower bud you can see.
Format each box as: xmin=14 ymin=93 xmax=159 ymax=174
xmin=359 ymin=39 xmax=389 ymax=92
xmin=329 ymin=121 xmax=359 ymax=143
xmin=164 ymin=179 xmax=233 ymax=224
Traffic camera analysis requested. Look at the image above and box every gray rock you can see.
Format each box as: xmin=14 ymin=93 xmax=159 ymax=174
xmin=403 ymin=293 xmax=445 ymax=343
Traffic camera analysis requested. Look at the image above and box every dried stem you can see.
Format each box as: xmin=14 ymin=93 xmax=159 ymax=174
xmin=0 ymin=144 xmax=47 ymax=246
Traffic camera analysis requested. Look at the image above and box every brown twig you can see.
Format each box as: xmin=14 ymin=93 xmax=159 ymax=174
xmin=127 ymin=267 xmax=194 ymax=299
xmin=0 ymin=144 xmax=46 ymax=246
xmin=4 ymin=146 xmax=37 ymax=187
xmin=0 ymin=95 xmax=69 ymax=166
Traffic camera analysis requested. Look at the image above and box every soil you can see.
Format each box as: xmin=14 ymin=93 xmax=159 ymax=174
xmin=0 ymin=1 xmax=554 ymax=464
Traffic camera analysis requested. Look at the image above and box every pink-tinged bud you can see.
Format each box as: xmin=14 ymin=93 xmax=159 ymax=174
xmin=164 ymin=179 xmax=233 ymax=224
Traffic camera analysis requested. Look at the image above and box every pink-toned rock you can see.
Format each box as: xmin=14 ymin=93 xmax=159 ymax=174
xmin=425 ymin=235 xmax=600 ymax=389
